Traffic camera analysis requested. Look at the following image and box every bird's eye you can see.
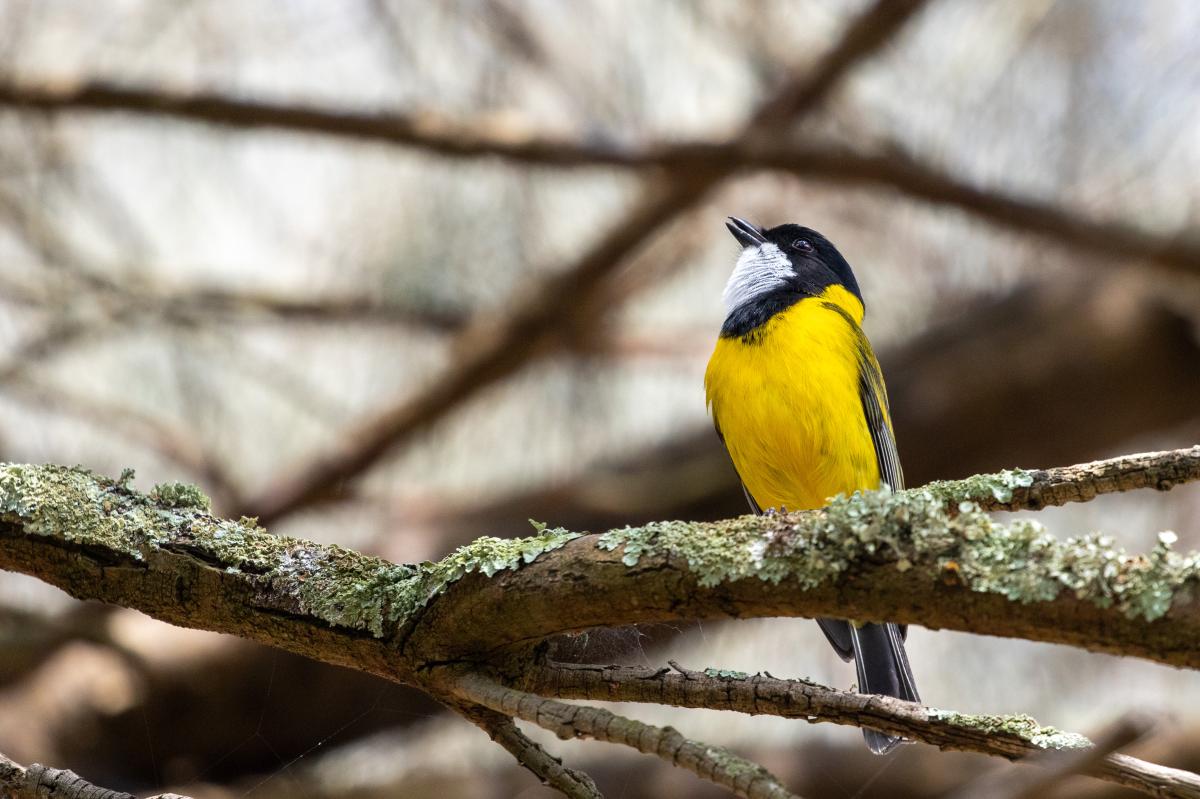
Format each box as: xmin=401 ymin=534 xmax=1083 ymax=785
xmin=792 ymin=238 xmax=813 ymax=252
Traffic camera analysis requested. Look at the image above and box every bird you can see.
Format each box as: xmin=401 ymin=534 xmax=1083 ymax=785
xmin=704 ymin=216 xmax=918 ymax=754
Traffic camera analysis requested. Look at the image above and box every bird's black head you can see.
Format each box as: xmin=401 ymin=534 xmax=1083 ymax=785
xmin=721 ymin=217 xmax=863 ymax=338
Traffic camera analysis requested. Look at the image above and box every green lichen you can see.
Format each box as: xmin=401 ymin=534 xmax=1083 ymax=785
xmin=0 ymin=464 xmax=581 ymax=638
xmin=150 ymin=481 xmax=211 ymax=511
xmin=930 ymin=709 xmax=1091 ymax=750
xmin=703 ymin=668 xmax=750 ymax=680
xmin=390 ymin=526 xmax=582 ymax=620
xmin=923 ymin=468 xmax=1036 ymax=505
xmin=597 ymin=486 xmax=1200 ymax=621
xmin=5 ymin=462 xmax=1197 ymax=644
xmin=115 ymin=467 xmax=137 ymax=489
xmin=275 ymin=545 xmax=418 ymax=637
xmin=156 ymin=508 xmax=421 ymax=636
xmin=0 ymin=463 xmax=169 ymax=560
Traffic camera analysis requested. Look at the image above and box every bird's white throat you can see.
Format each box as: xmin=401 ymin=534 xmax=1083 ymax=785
xmin=723 ymin=242 xmax=795 ymax=314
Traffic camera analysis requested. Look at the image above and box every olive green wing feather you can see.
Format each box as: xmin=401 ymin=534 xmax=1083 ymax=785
xmin=857 ymin=346 xmax=903 ymax=493
xmin=854 ymin=333 xmax=912 ymax=649
xmin=817 ymin=300 xmax=904 ymax=493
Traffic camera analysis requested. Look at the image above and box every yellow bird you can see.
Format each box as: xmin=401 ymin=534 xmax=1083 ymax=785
xmin=705 ymin=217 xmax=918 ymax=754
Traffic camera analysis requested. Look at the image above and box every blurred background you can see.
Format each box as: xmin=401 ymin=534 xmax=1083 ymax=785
xmin=1 ymin=0 xmax=1199 ymax=797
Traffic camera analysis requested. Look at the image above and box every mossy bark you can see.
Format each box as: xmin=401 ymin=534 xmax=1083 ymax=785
xmin=1 ymin=457 xmax=1199 ymax=685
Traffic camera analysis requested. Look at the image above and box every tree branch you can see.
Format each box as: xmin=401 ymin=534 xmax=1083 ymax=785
xmin=518 ymin=662 xmax=1200 ymax=799
xmin=6 ymin=72 xmax=1200 ymax=280
xmin=0 ymin=1 xmax=926 ymax=164
xmin=2 ymin=452 xmax=1199 ymax=795
xmin=449 ymin=672 xmax=801 ymax=799
xmin=0 ymin=751 xmax=189 ymax=799
xmin=459 ymin=705 xmax=603 ymax=799
xmin=935 ymin=445 xmax=1200 ymax=513
xmin=0 ymin=80 xmax=635 ymax=165
xmin=400 ymin=450 xmax=1200 ymax=668
xmin=952 ymin=715 xmax=1152 ymax=799
xmin=0 ymin=449 xmax=1197 ymax=683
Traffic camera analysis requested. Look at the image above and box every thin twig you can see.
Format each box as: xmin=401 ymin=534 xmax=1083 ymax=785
xmin=450 ymin=672 xmax=802 ymax=799
xmin=0 ymin=751 xmax=189 ymax=799
xmin=459 ymin=705 xmax=603 ymax=799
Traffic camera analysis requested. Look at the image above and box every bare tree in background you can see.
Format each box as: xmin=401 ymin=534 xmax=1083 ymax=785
xmin=1 ymin=1 xmax=1199 ymax=797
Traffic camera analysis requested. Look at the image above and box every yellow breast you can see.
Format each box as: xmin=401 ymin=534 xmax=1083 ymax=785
xmin=704 ymin=285 xmax=880 ymax=512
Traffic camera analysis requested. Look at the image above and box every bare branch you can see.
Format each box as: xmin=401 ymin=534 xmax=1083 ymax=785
xmin=459 ymin=705 xmax=603 ymax=799
xmin=232 ymin=0 xmax=929 ymax=526
xmin=712 ymin=140 xmax=1200 ymax=275
xmin=521 ymin=663 xmax=1200 ymax=799
xmin=0 ymin=80 xmax=630 ymax=165
xmin=7 ymin=59 xmax=1200 ymax=281
xmin=450 ymin=672 xmax=801 ymax=799
xmin=0 ymin=0 xmax=927 ymax=166
xmin=1101 ymin=755 xmax=1200 ymax=799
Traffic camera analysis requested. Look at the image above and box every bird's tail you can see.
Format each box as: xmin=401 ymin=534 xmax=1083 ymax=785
xmin=849 ymin=622 xmax=920 ymax=754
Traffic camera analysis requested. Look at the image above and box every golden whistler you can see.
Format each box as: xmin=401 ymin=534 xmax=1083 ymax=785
xmin=705 ymin=217 xmax=917 ymax=754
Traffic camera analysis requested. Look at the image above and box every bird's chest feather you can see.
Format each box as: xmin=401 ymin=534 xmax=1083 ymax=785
xmin=705 ymin=292 xmax=879 ymax=511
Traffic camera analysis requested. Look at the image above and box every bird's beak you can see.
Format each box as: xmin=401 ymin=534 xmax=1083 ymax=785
xmin=726 ymin=216 xmax=766 ymax=248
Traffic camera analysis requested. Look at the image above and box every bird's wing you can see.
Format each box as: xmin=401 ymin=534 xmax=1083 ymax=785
xmin=820 ymin=344 xmax=890 ymax=658
xmin=855 ymin=337 xmax=908 ymax=641
xmin=857 ymin=342 xmax=904 ymax=493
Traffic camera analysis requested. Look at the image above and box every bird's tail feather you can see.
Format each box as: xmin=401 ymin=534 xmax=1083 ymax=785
xmin=849 ymin=622 xmax=919 ymax=755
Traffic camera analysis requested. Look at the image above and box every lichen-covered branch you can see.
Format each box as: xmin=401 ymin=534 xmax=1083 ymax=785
xmin=410 ymin=470 xmax=1200 ymax=668
xmin=0 ymin=752 xmax=190 ymax=799
xmin=2 ymin=455 xmax=1200 ymax=795
xmin=935 ymin=445 xmax=1200 ymax=513
xmin=517 ymin=663 xmax=1200 ymax=799
xmin=0 ymin=464 xmax=420 ymax=682
xmin=449 ymin=672 xmax=801 ymax=799
xmin=945 ymin=715 xmax=1151 ymax=799
xmin=3 ymin=452 xmax=1200 ymax=681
